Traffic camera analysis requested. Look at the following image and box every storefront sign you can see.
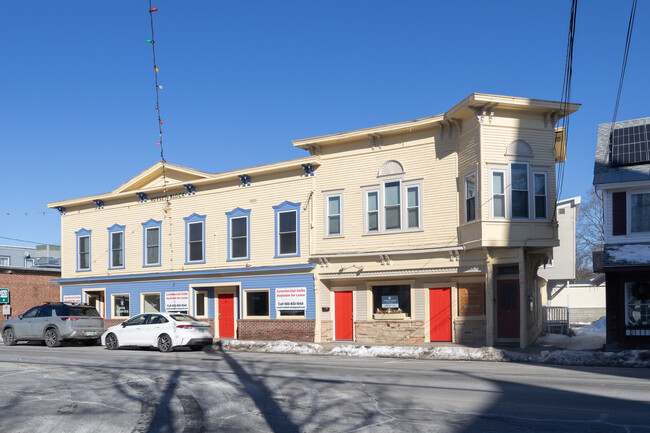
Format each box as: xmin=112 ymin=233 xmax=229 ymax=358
xmin=63 ymin=294 xmax=81 ymax=304
xmin=381 ymin=295 xmax=399 ymax=309
xmin=165 ymin=291 xmax=189 ymax=312
xmin=459 ymin=284 xmax=485 ymax=316
xmin=0 ymin=288 xmax=9 ymax=304
xmin=275 ymin=287 xmax=306 ymax=310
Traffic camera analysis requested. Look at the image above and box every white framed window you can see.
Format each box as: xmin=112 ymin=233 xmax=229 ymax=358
xmin=533 ymin=172 xmax=547 ymax=219
xmin=630 ymin=191 xmax=650 ymax=233
xmin=364 ymin=180 xmax=422 ymax=234
xmin=384 ymin=181 xmax=402 ymax=230
xmin=492 ymin=170 xmax=506 ymax=219
xmin=511 ymin=162 xmax=529 ymax=219
xmin=24 ymin=258 xmax=34 ymax=267
xmin=141 ymin=293 xmax=161 ymax=313
xmin=325 ymin=192 xmax=343 ymax=237
xmin=112 ymin=294 xmax=130 ymax=318
xmin=243 ymin=289 xmax=270 ymax=319
xmin=405 ymin=184 xmax=421 ymax=229
xmin=108 ymin=226 xmax=125 ymax=269
xmin=465 ymin=173 xmax=476 ymax=223
xmin=365 ymin=190 xmax=380 ymax=233
xmin=0 ymin=256 xmax=9 ymax=266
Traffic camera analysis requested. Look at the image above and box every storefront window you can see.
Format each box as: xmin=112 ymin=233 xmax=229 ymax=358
xmin=246 ymin=291 xmax=269 ymax=317
xmin=113 ymin=294 xmax=130 ymax=318
xmin=143 ymin=293 xmax=160 ymax=313
xmin=372 ymin=285 xmax=410 ymax=316
xmin=626 ymin=282 xmax=650 ymax=336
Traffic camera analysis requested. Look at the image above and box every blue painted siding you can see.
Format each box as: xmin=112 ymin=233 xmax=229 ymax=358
xmin=61 ymin=272 xmax=315 ymax=320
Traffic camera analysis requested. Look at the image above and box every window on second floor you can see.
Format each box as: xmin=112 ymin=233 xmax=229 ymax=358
xmin=631 ymin=191 xmax=650 ymax=233
xmin=534 ymin=172 xmax=547 ymax=219
xmin=325 ymin=192 xmax=343 ymax=237
xmin=184 ymin=214 xmax=206 ymax=264
xmin=108 ymin=224 xmax=125 ymax=269
xmin=0 ymin=256 xmax=9 ymax=266
xmin=492 ymin=170 xmax=506 ymax=218
xmin=226 ymin=207 xmax=250 ymax=260
xmin=465 ymin=173 xmax=477 ymax=223
xmin=142 ymin=219 xmax=162 ymax=267
xmin=75 ymin=228 xmax=91 ymax=271
xmin=364 ymin=181 xmax=421 ymax=233
xmin=273 ymin=201 xmax=300 ymax=257
xmin=511 ymin=163 xmax=529 ymax=219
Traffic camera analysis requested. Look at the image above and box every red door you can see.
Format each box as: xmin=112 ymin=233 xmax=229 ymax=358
xmin=334 ymin=291 xmax=353 ymax=340
xmin=497 ymin=280 xmax=520 ymax=338
xmin=218 ymin=293 xmax=235 ymax=338
xmin=429 ymin=288 xmax=452 ymax=341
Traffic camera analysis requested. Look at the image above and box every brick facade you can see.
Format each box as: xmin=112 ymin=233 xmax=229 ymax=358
xmin=0 ymin=269 xmax=60 ymax=330
xmin=355 ymin=320 xmax=425 ymax=344
xmin=237 ymin=319 xmax=315 ymax=342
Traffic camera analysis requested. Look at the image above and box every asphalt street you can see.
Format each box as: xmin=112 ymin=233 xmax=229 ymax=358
xmin=0 ymin=343 xmax=649 ymax=433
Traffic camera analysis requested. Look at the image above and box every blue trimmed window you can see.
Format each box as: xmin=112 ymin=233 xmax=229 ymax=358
xmin=75 ymin=228 xmax=92 ymax=272
xmin=226 ymin=208 xmax=250 ymax=261
xmin=184 ymin=213 xmax=206 ymax=264
xmin=107 ymin=224 xmax=125 ymax=269
xmin=142 ymin=219 xmax=162 ymax=267
xmin=273 ymin=201 xmax=300 ymax=258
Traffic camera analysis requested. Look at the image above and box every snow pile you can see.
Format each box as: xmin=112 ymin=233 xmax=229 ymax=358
xmin=607 ymin=243 xmax=650 ymax=265
xmin=218 ymin=339 xmax=325 ymax=355
xmin=329 ymin=344 xmax=508 ymax=362
xmin=539 ymin=349 xmax=650 ymax=368
xmin=536 ymin=317 xmax=606 ymax=351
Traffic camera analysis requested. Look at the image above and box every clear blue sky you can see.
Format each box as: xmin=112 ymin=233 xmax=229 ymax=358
xmin=1 ymin=1 xmax=648 ymax=247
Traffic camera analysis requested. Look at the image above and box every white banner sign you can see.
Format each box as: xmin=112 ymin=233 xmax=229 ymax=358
xmin=165 ymin=291 xmax=189 ymax=311
xmin=275 ymin=287 xmax=306 ymax=310
xmin=63 ymin=295 xmax=81 ymax=304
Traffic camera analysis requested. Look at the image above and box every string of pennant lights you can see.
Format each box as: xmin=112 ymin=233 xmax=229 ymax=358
xmin=148 ymin=1 xmax=171 ymax=212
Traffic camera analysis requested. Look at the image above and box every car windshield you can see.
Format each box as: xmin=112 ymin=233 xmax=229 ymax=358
xmin=69 ymin=307 xmax=101 ymax=317
xmin=170 ymin=314 xmax=200 ymax=322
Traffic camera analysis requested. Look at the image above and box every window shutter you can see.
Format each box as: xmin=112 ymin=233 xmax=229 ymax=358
xmin=612 ymin=192 xmax=626 ymax=236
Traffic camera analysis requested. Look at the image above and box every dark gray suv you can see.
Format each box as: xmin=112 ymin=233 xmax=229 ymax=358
xmin=2 ymin=303 xmax=104 ymax=347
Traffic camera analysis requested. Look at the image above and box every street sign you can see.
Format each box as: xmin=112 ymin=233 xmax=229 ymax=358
xmin=2 ymin=304 xmax=10 ymax=315
xmin=0 ymin=288 xmax=9 ymax=304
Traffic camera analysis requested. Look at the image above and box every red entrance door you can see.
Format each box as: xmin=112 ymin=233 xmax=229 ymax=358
xmin=334 ymin=291 xmax=353 ymax=340
xmin=218 ymin=293 xmax=235 ymax=338
xmin=497 ymin=280 xmax=520 ymax=338
xmin=429 ymin=288 xmax=452 ymax=341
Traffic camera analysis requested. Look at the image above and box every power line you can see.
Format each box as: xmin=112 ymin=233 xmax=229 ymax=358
xmin=611 ymin=0 xmax=637 ymax=127
xmin=0 ymin=236 xmax=52 ymax=245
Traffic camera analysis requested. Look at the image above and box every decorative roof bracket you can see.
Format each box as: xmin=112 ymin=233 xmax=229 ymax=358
xmin=238 ymin=174 xmax=251 ymax=187
xmin=55 ymin=206 xmax=66 ymax=215
xmin=183 ymin=184 xmax=196 ymax=195
xmin=93 ymin=199 xmax=104 ymax=209
xmin=301 ymin=163 xmax=315 ymax=176
xmin=136 ymin=192 xmax=148 ymax=202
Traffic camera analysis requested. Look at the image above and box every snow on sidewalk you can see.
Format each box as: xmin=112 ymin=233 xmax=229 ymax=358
xmin=215 ymin=318 xmax=650 ymax=368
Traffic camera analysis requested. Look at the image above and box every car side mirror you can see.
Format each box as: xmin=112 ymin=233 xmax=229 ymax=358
xmin=18 ymin=314 xmax=23 ymax=320
xmin=121 ymin=322 xmax=127 ymax=328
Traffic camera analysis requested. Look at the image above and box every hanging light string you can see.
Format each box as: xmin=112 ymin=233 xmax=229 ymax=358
xmin=148 ymin=1 xmax=170 ymax=212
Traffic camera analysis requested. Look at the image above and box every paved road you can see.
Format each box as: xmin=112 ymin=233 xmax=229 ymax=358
xmin=0 ymin=343 xmax=649 ymax=433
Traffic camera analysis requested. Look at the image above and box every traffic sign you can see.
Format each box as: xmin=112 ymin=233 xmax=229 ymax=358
xmin=0 ymin=288 xmax=9 ymax=304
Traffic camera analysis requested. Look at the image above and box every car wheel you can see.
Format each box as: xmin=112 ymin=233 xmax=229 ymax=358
xmin=157 ymin=334 xmax=173 ymax=352
xmin=2 ymin=328 xmax=16 ymax=346
xmin=105 ymin=333 xmax=119 ymax=350
xmin=44 ymin=328 xmax=61 ymax=348
xmin=189 ymin=345 xmax=203 ymax=351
